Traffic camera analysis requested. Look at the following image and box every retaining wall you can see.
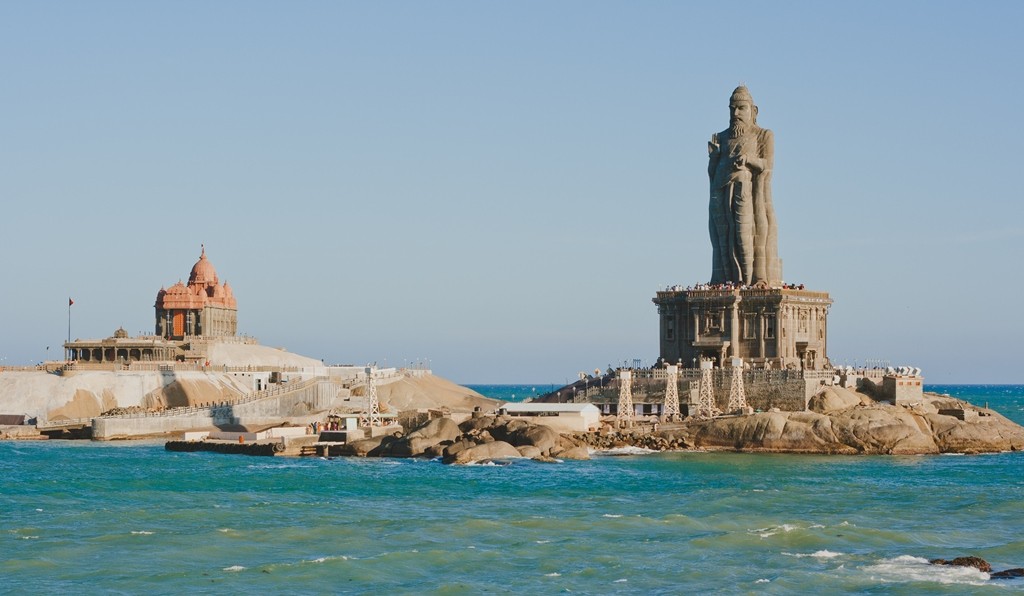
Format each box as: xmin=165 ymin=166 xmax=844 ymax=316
xmin=578 ymin=372 xmax=825 ymax=413
xmin=93 ymin=379 xmax=338 ymax=440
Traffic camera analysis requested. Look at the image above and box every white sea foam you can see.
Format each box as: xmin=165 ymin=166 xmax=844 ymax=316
xmin=130 ymin=531 xmax=154 ymax=535
xmin=20 ymin=536 xmax=39 ymax=540
xmin=217 ymin=528 xmax=233 ymax=533
xmin=535 ymin=540 xmax=551 ymax=544
xmin=308 ymin=555 xmax=348 ymax=564
xmin=545 ymin=572 xmax=561 ymax=577
xmin=223 ymin=565 xmax=246 ymax=572
xmin=862 ymin=555 xmax=989 ymax=585
xmin=783 ymin=550 xmax=843 ymax=559
xmin=752 ymin=524 xmax=799 ymax=538
xmin=35 ymin=509 xmax=43 ymax=512
xmin=247 ymin=463 xmax=305 ymax=470
xmin=613 ymin=578 xmax=628 ymax=583
xmin=602 ymin=514 xmax=623 ymax=518
xmin=755 ymin=579 xmax=770 ymax=584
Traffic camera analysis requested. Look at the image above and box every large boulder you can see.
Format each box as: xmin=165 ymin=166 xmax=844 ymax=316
xmin=550 ymin=445 xmax=590 ymax=460
xmin=447 ymin=440 xmax=521 ymax=464
xmin=381 ymin=417 xmax=464 ymax=457
xmin=809 ymin=386 xmax=863 ymax=414
xmin=829 ymin=407 xmax=938 ymax=454
xmin=442 ymin=439 xmax=478 ymax=459
xmin=489 ymin=419 xmax=561 ymax=454
xmin=407 ymin=417 xmax=462 ymax=442
xmin=459 ymin=415 xmax=499 ymax=434
xmin=339 ymin=435 xmax=391 ymax=457
xmin=517 ymin=445 xmax=543 ymax=458
xmin=688 ymin=405 xmax=943 ymax=454
xmin=924 ymin=405 xmax=1024 ymax=453
xmin=692 ymin=411 xmax=846 ymax=453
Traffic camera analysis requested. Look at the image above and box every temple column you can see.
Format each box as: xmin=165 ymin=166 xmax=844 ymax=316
xmin=759 ymin=309 xmax=766 ymax=359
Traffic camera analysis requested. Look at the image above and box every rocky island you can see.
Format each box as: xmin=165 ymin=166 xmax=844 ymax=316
xmin=320 ymin=383 xmax=1022 ymax=464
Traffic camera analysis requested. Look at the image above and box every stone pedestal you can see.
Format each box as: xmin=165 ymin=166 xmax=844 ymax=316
xmin=653 ymin=287 xmax=832 ymax=371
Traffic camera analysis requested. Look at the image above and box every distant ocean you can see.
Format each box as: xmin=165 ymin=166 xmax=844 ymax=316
xmin=2 ymin=385 xmax=1022 ymax=593
xmin=464 ymin=384 xmax=555 ymax=402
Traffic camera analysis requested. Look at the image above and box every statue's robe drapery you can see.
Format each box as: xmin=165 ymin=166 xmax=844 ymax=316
xmin=708 ymin=126 xmax=780 ymax=286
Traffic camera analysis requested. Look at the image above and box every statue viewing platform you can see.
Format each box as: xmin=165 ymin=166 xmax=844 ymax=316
xmin=656 ymin=287 xmax=831 ymax=302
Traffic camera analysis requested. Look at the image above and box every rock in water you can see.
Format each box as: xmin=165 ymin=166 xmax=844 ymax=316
xmin=406 ymin=417 xmax=462 ymax=442
xmin=929 ymin=556 xmax=992 ymax=573
xmin=551 ymin=445 xmax=590 ymax=460
xmin=516 ymin=445 xmax=543 ymax=459
xmin=447 ymin=440 xmax=521 ymax=464
xmin=384 ymin=417 xmax=462 ymax=457
xmin=339 ymin=435 xmax=389 ymax=457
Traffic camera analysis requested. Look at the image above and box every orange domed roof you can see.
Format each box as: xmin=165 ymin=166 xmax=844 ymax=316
xmin=166 ymin=281 xmax=188 ymax=295
xmin=188 ymin=245 xmax=218 ymax=287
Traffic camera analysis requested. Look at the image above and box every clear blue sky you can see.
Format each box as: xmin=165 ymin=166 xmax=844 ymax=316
xmin=2 ymin=2 xmax=1022 ymax=384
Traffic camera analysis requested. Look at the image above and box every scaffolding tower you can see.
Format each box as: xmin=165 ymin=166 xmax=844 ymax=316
xmin=662 ymin=364 xmax=680 ymax=420
xmin=361 ymin=366 xmax=382 ymax=427
xmin=695 ymin=359 xmax=719 ymax=419
xmin=727 ymin=358 xmax=748 ymax=413
xmin=617 ymin=369 xmax=634 ymax=427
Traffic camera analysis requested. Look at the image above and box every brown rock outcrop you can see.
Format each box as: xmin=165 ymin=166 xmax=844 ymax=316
xmin=382 ymin=417 xmax=462 ymax=457
xmin=682 ymin=394 xmax=1024 ymax=454
xmin=447 ymin=440 xmax=521 ymax=464
xmin=930 ymin=556 xmax=992 ymax=572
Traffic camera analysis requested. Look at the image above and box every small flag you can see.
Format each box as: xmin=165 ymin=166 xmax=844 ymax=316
xmin=69 ymin=297 xmax=74 ymax=306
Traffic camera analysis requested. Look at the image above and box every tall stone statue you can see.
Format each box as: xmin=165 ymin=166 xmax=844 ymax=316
xmin=707 ymin=86 xmax=781 ymax=286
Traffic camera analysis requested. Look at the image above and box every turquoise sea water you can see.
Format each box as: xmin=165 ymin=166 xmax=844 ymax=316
xmin=466 ymin=384 xmax=553 ymax=402
xmin=2 ymin=385 xmax=1022 ymax=593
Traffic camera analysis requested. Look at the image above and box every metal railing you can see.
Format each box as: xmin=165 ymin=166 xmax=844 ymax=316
xmin=97 ymin=377 xmax=324 ymax=419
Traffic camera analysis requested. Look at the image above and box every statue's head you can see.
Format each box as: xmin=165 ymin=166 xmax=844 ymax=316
xmin=729 ymin=85 xmax=758 ymax=129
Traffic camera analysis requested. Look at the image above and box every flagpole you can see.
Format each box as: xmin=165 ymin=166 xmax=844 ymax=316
xmin=67 ymin=297 xmax=72 ymax=361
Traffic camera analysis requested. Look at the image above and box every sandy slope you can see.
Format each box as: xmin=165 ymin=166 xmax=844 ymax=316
xmin=375 ymin=374 xmax=499 ymax=413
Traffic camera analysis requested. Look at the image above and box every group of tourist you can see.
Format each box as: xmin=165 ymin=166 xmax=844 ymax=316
xmin=663 ymin=281 xmax=807 ymax=292
xmin=308 ymin=414 xmax=345 ymax=434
